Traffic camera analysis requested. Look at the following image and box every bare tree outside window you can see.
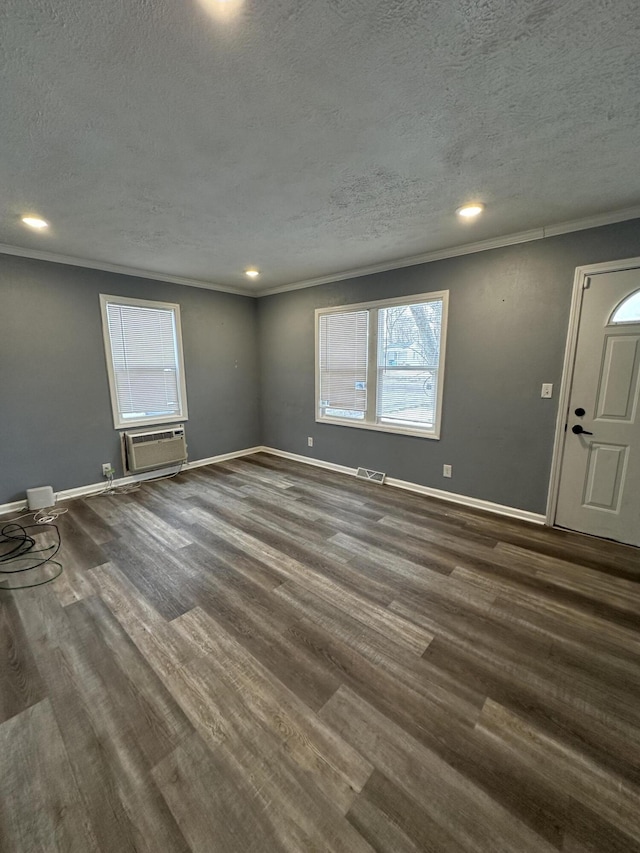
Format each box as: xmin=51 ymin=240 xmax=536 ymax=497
xmin=377 ymin=302 xmax=442 ymax=428
xmin=316 ymin=292 xmax=447 ymax=438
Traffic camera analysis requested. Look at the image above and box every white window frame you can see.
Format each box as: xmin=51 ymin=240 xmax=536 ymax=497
xmin=315 ymin=290 xmax=448 ymax=440
xmin=100 ymin=293 xmax=189 ymax=430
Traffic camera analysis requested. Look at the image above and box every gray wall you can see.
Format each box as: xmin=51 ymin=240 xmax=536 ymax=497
xmin=0 ymin=255 xmax=261 ymax=504
xmin=3 ymin=218 xmax=640 ymax=512
xmin=258 ymin=219 xmax=640 ymax=514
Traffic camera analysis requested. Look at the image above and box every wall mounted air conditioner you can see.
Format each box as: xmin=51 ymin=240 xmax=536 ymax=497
xmin=124 ymin=425 xmax=187 ymax=474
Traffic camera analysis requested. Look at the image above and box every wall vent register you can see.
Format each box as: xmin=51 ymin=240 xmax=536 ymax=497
xmin=356 ymin=467 xmax=386 ymax=484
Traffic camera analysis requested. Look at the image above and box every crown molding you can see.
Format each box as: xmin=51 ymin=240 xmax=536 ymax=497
xmin=0 ymin=242 xmax=252 ymax=297
xmin=258 ymin=204 xmax=640 ymax=297
xmin=2 ymin=204 xmax=639 ymax=300
xmin=258 ymin=228 xmax=544 ymax=296
xmin=541 ymin=205 xmax=640 ymax=237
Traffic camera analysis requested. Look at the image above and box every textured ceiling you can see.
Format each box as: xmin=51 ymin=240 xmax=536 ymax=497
xmin=1 ymin=0 xmax=639 ymax=293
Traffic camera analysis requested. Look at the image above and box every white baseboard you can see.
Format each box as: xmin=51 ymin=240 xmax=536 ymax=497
xmin=184 ymin=446 xmax=264 ymax=471
xmin=0 ymin=446 xmax=264 ymax=516
xmin=384 ymin=476 xmax=545 ymax=525
xmin=259 ymin=446 xmax=546 ymax=525
xmin=0 ymin=499 xmax=28 ymax=517
xmin=0 ymin=444 xmax=545 ymax=526
xmin=258 ymin=446 xmax=356 ymax=477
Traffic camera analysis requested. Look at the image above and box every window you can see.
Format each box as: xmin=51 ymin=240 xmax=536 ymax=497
xmin=100 ymin=294 xmax=188 ymax=429
xmin=610 ymin=290 xmax=640 ymax=325
xmin=316 ymin=291 xmax=448 ymax=438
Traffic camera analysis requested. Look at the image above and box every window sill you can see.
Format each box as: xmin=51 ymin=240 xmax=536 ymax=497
xmin=316 ymin=415 xmax=440 ymax=440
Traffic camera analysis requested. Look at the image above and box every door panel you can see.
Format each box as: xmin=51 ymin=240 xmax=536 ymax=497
xmin=555 ymin=268 xmax=640 ymax=546
xmin=583 ymin=444 xmax=627 ymax=510
xmin=595 ymin=336 xmax=640 ymax=420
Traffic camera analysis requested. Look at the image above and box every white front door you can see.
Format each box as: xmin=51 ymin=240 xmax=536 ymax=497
xmin=555 ymin=267 xmax=640 ymax=546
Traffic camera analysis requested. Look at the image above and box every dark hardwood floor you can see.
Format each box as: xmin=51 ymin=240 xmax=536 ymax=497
xmin=1 ymin=452 xmax=639 ymax=852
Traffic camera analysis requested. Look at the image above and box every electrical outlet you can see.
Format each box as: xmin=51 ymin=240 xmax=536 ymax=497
xmin=102 ymin=463 xmax=113 ymax=477
xmin=307 ymin=437 xmax=314 ymax=447
xmin=541 ymin=383 xmax=553 ymax=398
xmin=443 ymin=464 xmax=452 ymax=478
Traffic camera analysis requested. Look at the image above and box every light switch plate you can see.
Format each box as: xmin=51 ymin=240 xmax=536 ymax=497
xmin=541 ymin=383 xmax=553 ymax=398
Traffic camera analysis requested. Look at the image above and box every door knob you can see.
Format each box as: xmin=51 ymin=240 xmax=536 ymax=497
xmin=571 ymin=424 xmax=593 ymax=435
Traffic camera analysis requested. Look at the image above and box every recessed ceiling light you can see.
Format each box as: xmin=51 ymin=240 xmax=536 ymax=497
xmin=456 ymin=204 xmax=485 ymax=219
xmin=245 ymin=269 xmax=260 ymax=278
xmin=21 ymin=215 xmax=49 ymax=229
xmin=197 ymin=0 xmax=244 ymax=20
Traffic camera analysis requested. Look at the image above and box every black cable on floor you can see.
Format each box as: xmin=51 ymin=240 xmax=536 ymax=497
xmin=0 ymin=521 xmax=63 ymax=590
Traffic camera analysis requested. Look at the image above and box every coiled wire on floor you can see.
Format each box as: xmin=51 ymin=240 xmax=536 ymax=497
xmin=0 ymin=521 xmax=63 ymax=590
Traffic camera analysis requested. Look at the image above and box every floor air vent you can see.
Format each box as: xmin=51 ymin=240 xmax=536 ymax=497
xmin=356 ymin=467 xmax=386 ymax=484
xmin=124 ymin=426 xmax=187 ymax=473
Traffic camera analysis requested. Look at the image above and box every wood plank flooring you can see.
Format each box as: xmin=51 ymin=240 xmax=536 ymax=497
xmin=1 ymin=452 xmax=639 ymax=852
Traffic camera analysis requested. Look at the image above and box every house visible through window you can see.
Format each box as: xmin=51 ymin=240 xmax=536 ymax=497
xmin=316 ymin=291 xmax=448 ymax=439
xmin=100 ymin=294 xmax=188 ymax=430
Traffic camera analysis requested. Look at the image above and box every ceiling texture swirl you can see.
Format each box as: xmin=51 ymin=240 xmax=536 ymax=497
xmin=1 ymin=0 xmax=639 ymax=293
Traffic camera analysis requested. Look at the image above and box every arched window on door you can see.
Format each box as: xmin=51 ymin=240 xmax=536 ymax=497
xmin=610 ymin=290 xmax=640 ymax=324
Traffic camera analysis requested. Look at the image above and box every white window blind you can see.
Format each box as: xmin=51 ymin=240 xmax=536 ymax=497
xmin=316 ymin=291 xmax=448 ymax=439
xmin=100 ymin=295 xmax=188 ymax=429
xmin=318 ymin=310 xmax=369 ymax=420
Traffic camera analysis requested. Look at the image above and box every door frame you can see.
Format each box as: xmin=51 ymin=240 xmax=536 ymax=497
xmin=546 ymin=255 xmax=640 ymax=527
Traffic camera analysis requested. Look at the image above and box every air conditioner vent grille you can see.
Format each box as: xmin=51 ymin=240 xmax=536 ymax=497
xmin=131 ymin=430 xmax=177 ymax=444
xmin=124 ymin=426 xmax=187 ymax=473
